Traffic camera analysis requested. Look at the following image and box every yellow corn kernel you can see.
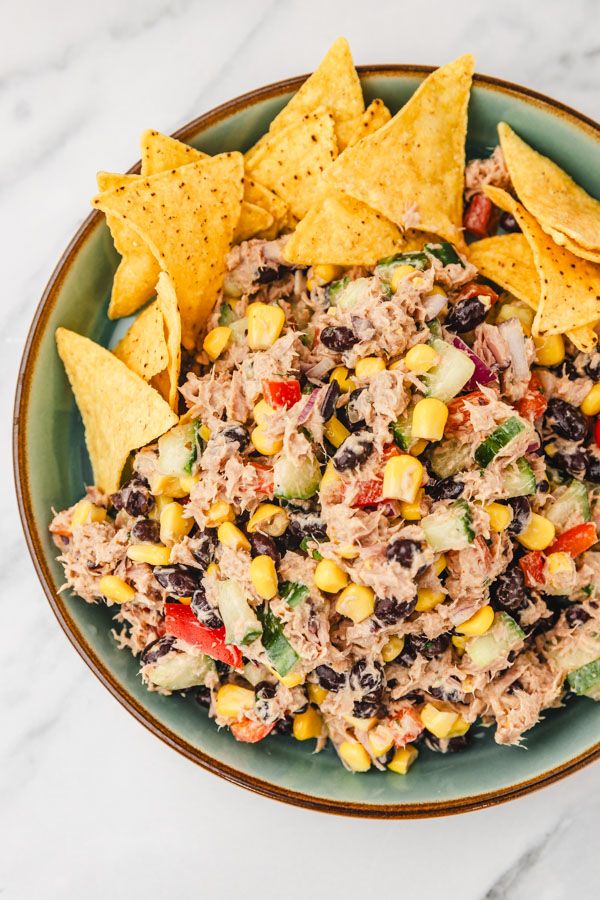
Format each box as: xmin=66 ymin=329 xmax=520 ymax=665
xmin=198 ymin=423 xmax=211 ymax=442
xmin=388 ymin=358 xmax=403 ymax=371
xmin=495 ymin=300 xmax=534 ymax=335
xmin=416 ymin=588 xmax=445 ymax=612
xmin=355 ymin=356 xmax=386 ymax=379
xmin=71 ymin=499 xmax=107 ymax=528
xmin=324 ymin=416 xmax=350 ymax=448
xmin=330 ymin=366 xmax=355 ymax=393
xmin=98 ymin=574 xmax=135 ymax=604
xmin=517 ymin=513 xmax=556 ymax=551
xmin=420 ymin=703 xmax=459 ymax=738
xmin=432 ymin=554 xmax=447 ymax=576
xmin=126 ymin=543 xmax=171 ymax=565
xmin=215 ymin=684 xmax=255 ymax=719
xmin=149 ymin=494 xmax=174 ymax=520
xmin=148 ymin=472 xmax=188 ymax=499
xmin=390 ymin=264 xmax=417 ymax=293
xmin=253 ymin=399 xmax=276 ymax=426
xmin=452 ymin=635 xmax=467 ymax=652
xmin=344 ymin=715 xmax=378 ymax=733
xmin=275 ymin=670 xmax=305 ymax=688
xmin=247 ymin=302 xmax=285 ymax=350
xmin=293 ymin=707 xmax=323 ymax=741
xmin=447 ymin=715 xmax=471 ymax=738
xmin=404 ymin=343 xmax=440 ymax=374
xmin=368 ymin=724 xmax=395 ymax=757
xmin=335 ymin=542 xmax=360 ymax=560
xmin=203 ymin=325 xmax=231 ymax=361
xmin=206 ymin=499 xmax=235 ymax=528
xmin=335 ymin=584 xmax=375 ymax=623
xmin=178 ymin=473 xmax=200 ymax=495
xmin=178 ymin=596 xmax=192 ymax=606
xmin=312 ymin=263 xmax=344 ymax=284
xmin=411 ymin=397 xmax=448 ymax=442
xmin=485 ymin=502 xmax=513 ymax=533
xmin=206 ymin=562 xmax=219 ymax=577
xmin=247 ymin=503 xmax=289 ymax=537
xmin=320 ymin=459 xmax=343 ymax=495
xmin=382 ymin=455 xmax=424 ymax=503
xmin=546 ymin=551 xmax=574 ymax=577
xmin=314 ymin=559 xmax=348 ymax=593
xmin=382 ymin=635 xmax=405 ymax=662
xmin=250 ymin=555 xmax=278 ymax=600
xmin=159 ymin=501 xmax=193 ymax=546
xmin=581 ymin=383 xmax=600 ymax=417
xmin=533 ymin=333 xmax=565 ymax=367
xmin=217 ymin=522 xmax=250 ymax=552
xmin=250 ymin=427 xmax=283 ymax=456
xmin=387 ymin=744 xmax=419 ymax=774
xmin=338 ymin=740 xmax=371 ymax=772
xmin=399 ymin=491 xmax=423 ymax=521
xmin=456 ymin=604 xmax=494 ymax=636
xmin=409 ymin=439 xmax=429 ymax=457
xmin=308 ymin=683 xmax=328 ymax=706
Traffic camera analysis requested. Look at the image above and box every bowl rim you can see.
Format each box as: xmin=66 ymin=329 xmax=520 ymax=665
xmin=13 ymin=64 xmax=600 ymax=819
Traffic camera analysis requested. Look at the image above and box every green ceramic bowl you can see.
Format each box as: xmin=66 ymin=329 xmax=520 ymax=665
xmin=14 ymin=67 xmax=600 ymax=817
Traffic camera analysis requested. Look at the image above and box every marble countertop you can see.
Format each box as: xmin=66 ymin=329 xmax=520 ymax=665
xmin=3 ymin=1 xmax=600 ymax=897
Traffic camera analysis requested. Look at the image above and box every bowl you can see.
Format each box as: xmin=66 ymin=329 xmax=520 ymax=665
xmin=14 ymin=66 xmax=600 ymax=817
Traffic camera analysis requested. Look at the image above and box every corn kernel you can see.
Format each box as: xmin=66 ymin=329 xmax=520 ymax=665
xmin=390 ymin=264 xmax=417 ymax=293
xmin=344 ymin=715 xmax=378 ymax=732
xmin=411 ymin=397 xmax=449 ymax=441
xmin=335 ymin=583 xmax=375 ymax=623
xmin=98 ymin=574 xmax=135 ymax=604
xmin=420 ymin=703 xmax=458 ymax=738
xmin=247 ymin=503 xmax=289 ymax=537
xmin=330 ymin=366 xmax=355 ymax=393
xmin=198 ymin=423 xmax=211 ymax=442
xmin=217 ymin=522 xmax=251 ymax=551
xmin=382 ymin=455 xmax=424 ymax=503
xmin=335 ymin=542 xmax=360 ymax=559
xmin=250 ymin=427 xmax=283 ymax=456
xmin=368 ymin=724 xmax=395 ymax=757
xmin=215 ymin=684 xmax=255 ymax=719
xmin=178 ymin=596 xmax=192 ymax=606
xmin=253 ymin=399 xmax=276 ymax=426
xmin=324 ymin=416 xmax=350 ymax=448
xmin=533 ymin=333 xmax=565 ymax=367
xmin=205 ymin=499 xmax=235 ymax=527
xmin=399 ymin=491 xmax=423 ymax=521
xmin=71 ymin=499 xmax=107 ymax=528
xmin=416 ymin=588 xmax=445 ymax=612
xmin=387 ymin=744 xmax=419 ymax=774
xmin=432 ymin=554 xmax=447 ymax=576
xmin=159 ymin=501 xmax=193 ymax=546
xmin=452 ymin=635 xmax=467 ymax=652
xmin=546 ymin=552 xmax=574 ymax=578
xmin=250 ymin=555 xmax=278 ymax=600
xmin=404 ymin=344 xmax=440 ymax=374
xmin=275 ymin=670 xmax=305 ymax=688
xmin=247 ymin=302 xmax=285 ymax=350
xmin=485 ymin=502 xmax=513 ymax=533
xmin=581 ymin=383 xmax=600 ymax=417
xmin=496 ymin=300 xmax=534 ymax=335
xmin=382 ymin=635 xmax=405 ymax=662
xmin=203 ymin=325 xmax=231 ymax=361
xmin=338 ymin=740 xmax=371 ymax=772
xmin=456 ymin=604 xmax=494 ymax=636
xmin=447 ymin=716 xmax=471 ymax=738
xmin=314 ymin=559 xmax=348 ymax=593
xmin=206 ymin=562 xmax=219 ymax=577
xmin=320 ymin=459 xmax=343 ymax=495
xmin=409 ymin=438 xmax=429 ymax=457
xmin=178 ymin=473 xmax=200 ymax=495
xmin=127 ymin=543 xmax=171 ymax=565
xmin=148 ymin=472 xmax=188 ymax=499
xmin=517 ymin=513 xmax=556 ymax=551
xmin=388 ymin=358 xmax=403 ymax=371
xmin=307 ymin=683 xmax=328 ymax=706
xmin=312 ymin=263 xmax=344 ymax=284
xmin=293 ymin=707 xmax=323 ymax=740
xmin=150 ymin=494 xmax=174 ymax=520
xmin=355 ymin=356 xmax=386 ymax=379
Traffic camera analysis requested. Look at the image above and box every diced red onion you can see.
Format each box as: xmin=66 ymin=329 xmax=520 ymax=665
xmin=423 ymin=291 xmax=448 ymax=320
xmin=304 ymin=359 xmax=334 ymax=381
xmin=297 ymin=389 xmax=320 ymax=424
xmin=451 ymin=336 xmax=497 ymax=390
xmin=499 ymin=319 xmax=530 ymax=382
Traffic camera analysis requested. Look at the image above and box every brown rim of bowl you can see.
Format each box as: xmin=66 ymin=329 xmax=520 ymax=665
xmin=13 ymin=65 xmax=600 ymax=819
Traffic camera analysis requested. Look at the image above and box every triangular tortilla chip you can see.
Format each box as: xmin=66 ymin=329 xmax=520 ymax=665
xmin=246 ymin=110 xmax=337 ymax=221
xmin=324 ymin=55 xmax=474 ymax=248
xmin=545 ymin=228 xmax=600 ymax=264
xmin=112 ymin=301 xmax=168 ymax=381
xmin=499 ymin=122 xmax=600 ymax=251
xmin=283 ymin=187 xmax=403 ymax=265
xmin=56 ymin=327 xmax=177 ymax=493
xmin=92 ymin=154 xmax=244 ymax=349
xmin=243 ymin=177 xmax=288 ymax=238
xmin=154 ymin=272 xmax=182 ymax=410
xmin=468 ymin=233 xmax=540 ymax=308
xmin=345 ymin=99 xmax=391 ymax=148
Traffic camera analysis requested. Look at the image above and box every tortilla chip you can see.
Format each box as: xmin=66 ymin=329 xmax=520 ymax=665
xmin=152 ymin=272 xmax=182 ymax=410
xmin=234 ymin=202 xmax=274 ymax=243
xmin=468 ymin=234 xmax=540 ymax=308
xmin=345 ymin=99 xmax=392 ymax=148
xmin=499 ymin=122 xmax=600 ymax=251
xmin=546 ymin=228 xmax=600 ymax=264
xmin=244 ymin=177 xmax=289 ymax=238
xmin=246 ymin=111 xmax=337 ymax=221
xmin=112 ymin=301 xmax=168 ymax=381
xmin=56 ymin=327 xmax=177 ymax=493
xmin=92 ymin=154 xmax=244 ymax=349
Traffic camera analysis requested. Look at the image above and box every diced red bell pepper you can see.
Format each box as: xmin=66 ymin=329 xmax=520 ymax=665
xmin=250 ymin=462 xmax=274 ymax=497
xmin=262 ymin=379 xmax=301 ymax=409
xmin=382 ymin=444 xmax=402 ymax=461
xmin=548 ymin=523 xmax=597 ymax=558
xmin=230 ymin=718 xmax=275 ymax=743
xmin=389 ymin=707 xmax=424 ymax=747
xmin=515 ymin=373 xmax=548 ymax=422
xmin=463 ymin=193 xmax=495 ymax=238
xmin=595 ymin=418 xmax=600 ymax=449
xmin=164 ymin=603 xmax=242 ymax=668
xmin=519 ymin=551 xmax=545 ymax=588
xmin=454 ymin=282 xmax=499 ymax=306
xmin=352 ymin=479 xmax=383 ymax=508
xmin=445 ymin=390 xmax=488 ymax=432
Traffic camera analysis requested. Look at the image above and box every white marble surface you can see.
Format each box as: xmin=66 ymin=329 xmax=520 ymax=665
xmin=3 ymin=1 xmax=600 ymax=897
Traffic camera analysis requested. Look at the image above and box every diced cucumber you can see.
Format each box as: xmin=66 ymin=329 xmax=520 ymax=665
xmin=218 ymin=302 xmax=237 ymax=326
xmin=158 ymin=422 xmax=199 ymax=477
xmin=422 ymin=339 xmax=475 ymax=403
xmin=376 ymin=250 xmax=430 ymax=273
xmin=422 ymin=500 xmax=475 ymax=552
xmin=474 ymin=416 xmax=526 ymax=468
xmin=465 ymin=613 xmax=524 ymax=669
xmin=501 ymin=457 xmax=536 ymax=497
xmin=258 ymin=607 xmax=299 ymax=676
xmin=299 ymin=538 xmax=323 ymax=560
xmin=427 ymin=318 xmax=443 ymax=339
xmin=217 ymin=580 xmax=262 ymax=646
xmin=424 ymin=242 xmax=463 ymax=267
xmin=229 ymin=317 xmax=248 ymax=344
xmin=546 ymin=480 xmax=591 ymax=527
xmin=274 ymin=452 xmax=321 ymax=500
xmin=428 ymin=439 xmax=472 ymax=478
xmin=334 ymin=277 xmax=372 ymax=311
xmin=548 ymin=633 xmax=600 ymax=673
xmin=567 ymin=658 xmax=600 ymax=699
xmin=145 ymin=652 xmax=214 ymax=691
xmin=280 ymin=580 xmax=310 ymax=608
xmin=390 ymin=416 xmax=413 ymax=451
xmin=242 ymin=660 xmax=270 ymax=687
xmin=326 ymin=276 xmax=350 ymax=306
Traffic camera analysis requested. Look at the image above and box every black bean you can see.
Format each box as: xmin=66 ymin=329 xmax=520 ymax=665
xmin=537 ymin=479 xmax=550 ymax=493
xmin=374 ymin=595 xmax=417 ymax=625
xmin=425 ymin=477 xmax=464 ymax=501
xmin=424 ymin=734 xmax=470 ymax=753
xmin=410 ymin=633 xmax=451 ymax=659
xmin=490 ymin=564 xmax=528 ymax=612
xmin=545 ymin=397 xmax=588 ymax=442
xmin=399 ymin=690 xmax=423 ymax=703
xmin=333 ymin=432 xmax=374 ymax=471
xmin=445 ymin=296 xmax=489 ymax=333
xmin=222 ymin=423 xmax=249 ymax=451
xmin=505 ymin=496 xmax=531 ymax=535
xmin=499 ymin=211 xmax=520 ymax=233
xmin=256 ymin=264 xmax=287 ymax=284
xmin=314 ymin=665 xmax=346 ymax=692
xmin=386 ymin=537 xmax=421 ymax=567
xmin=320 ymin=325 xmax=358 ymax=352
xmin=319 ymin=381 xmax=340 ymax=422
xmin=153 ymin=564 xmax=203 ymax=596
xmin=396 ymin=641 xmax=418 ymax=668
xmin=111 ymin=477 xmax=154 ymax=517
xmin=379 ymin=747 xmax=396 ymax=765
xmin=254 ymin=681 xmax=278 ymax=722
xmin=190 ymin=588 xmax=223 ymax=629
xmin=196 ymin=686 xmax=212 ymax=708
xmin=131 ymin=518 xmax=161 ymax=543
xmin=250 ymin=532 xmax=280 ymax=565
xmin=352 ymin=694 xmax=381 ymax=718
xmin=551 ymin=358 xmax=578 ymax=381
xmin=286 ymin=512 xmax=327 ymax=549
xmin=566 ymin=606 xmax=591 ymax=627
xmin=350 ymin=659 xmax=384 ymax=695
xmin=141 ymin=635 xmax=176 ymax=666
xmin=275 ymin=715 xmax=293 ymax=735
xmin=191 ymin=531 xmax=216 ymax=569
xmin=584 ymin=352 xmax=600 ymax=380
xmin=215 ymin=660 xmax=230 ymax=677
xmin=428 ymin=684 xmax=463 ymax=704
xmin=336 ymin=388 xmax=367 ymax=432
xmin=550 ymin=446 xmax=589 ymax=480
xmin=585 ymin=453 xmax=600 ymax=484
